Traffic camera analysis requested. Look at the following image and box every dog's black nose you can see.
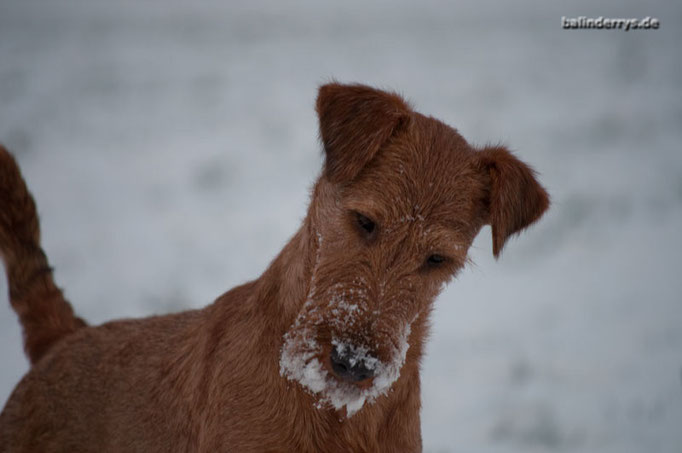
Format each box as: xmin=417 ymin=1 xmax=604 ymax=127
xmin=330 ymin=348 xmax=374 ymax=383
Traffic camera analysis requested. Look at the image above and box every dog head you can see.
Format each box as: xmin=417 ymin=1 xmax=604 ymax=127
xmin=280 ymin=83 xmax=549 ymax=416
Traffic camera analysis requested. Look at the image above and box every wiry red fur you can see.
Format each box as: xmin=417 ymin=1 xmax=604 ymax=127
xmin=0 ymin=147 xmax=85 ymax=365
xmin=478 ymin=146 xmax=550 ymax=257
xmin=0 ymin=84 xmax=549 ymax=452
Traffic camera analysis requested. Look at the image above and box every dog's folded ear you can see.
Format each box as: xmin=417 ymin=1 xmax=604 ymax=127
xmin=316 ymin=83 xmax=411 ymax=183
xmin=478 ymin=146 xmax=550 ymax=258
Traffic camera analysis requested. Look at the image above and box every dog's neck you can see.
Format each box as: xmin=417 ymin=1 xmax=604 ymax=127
xmin=248 ymin=182 xmax=328 ymax=335
xmin=251 ymin=217 xmax=318 ymax=331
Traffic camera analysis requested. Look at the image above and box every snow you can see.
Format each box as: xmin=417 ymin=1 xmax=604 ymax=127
xmin=1 ymin=0 xmax=681 ymax=451
xmin=280 ymin=318 xmax=412 ymax=417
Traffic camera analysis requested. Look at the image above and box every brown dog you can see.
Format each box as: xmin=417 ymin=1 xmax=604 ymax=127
xmin=0 ymin=83 xmax=549 ymax=452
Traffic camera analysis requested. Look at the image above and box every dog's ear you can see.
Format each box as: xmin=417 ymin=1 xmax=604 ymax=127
xmin=316 ymin=83 xmax=411 ymax=183
xmin=477 ymin=146 xmax=549 ymax=258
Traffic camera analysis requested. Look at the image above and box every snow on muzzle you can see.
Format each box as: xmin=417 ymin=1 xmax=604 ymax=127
xmin=329 ymin=340 xmax=376 ymax=383
xmin=279 ymin=317 xmax=413 ymax=418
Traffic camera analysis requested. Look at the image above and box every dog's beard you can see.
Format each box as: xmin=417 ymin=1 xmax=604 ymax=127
xmin=279 ymin=299 xmax=413 ymax=418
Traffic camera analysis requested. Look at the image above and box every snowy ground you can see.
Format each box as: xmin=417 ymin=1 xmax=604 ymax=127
xmin=1 ymin=0 xmax=681 ymax=451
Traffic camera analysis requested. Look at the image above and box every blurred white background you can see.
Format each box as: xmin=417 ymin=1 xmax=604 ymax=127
xmin=1 ymin=0 xmax=681 ymax=451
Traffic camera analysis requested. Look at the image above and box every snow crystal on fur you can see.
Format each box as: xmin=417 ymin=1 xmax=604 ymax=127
xmin=279 ymin=320 xmax=412 ymax=417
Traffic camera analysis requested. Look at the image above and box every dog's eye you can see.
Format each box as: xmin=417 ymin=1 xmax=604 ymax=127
xmin=354 ymin=212 xmax=376 ymax=237
xmin=425 ymin=254 xmax=446 ymax=267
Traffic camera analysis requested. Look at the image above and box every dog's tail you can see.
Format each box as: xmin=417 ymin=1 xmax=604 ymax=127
xmin=0 ymin=145 xmax=85 ymax=364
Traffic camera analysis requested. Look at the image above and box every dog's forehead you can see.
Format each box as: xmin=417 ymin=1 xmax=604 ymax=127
xmin=347 ymin=115 xmax=483 ymax=221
